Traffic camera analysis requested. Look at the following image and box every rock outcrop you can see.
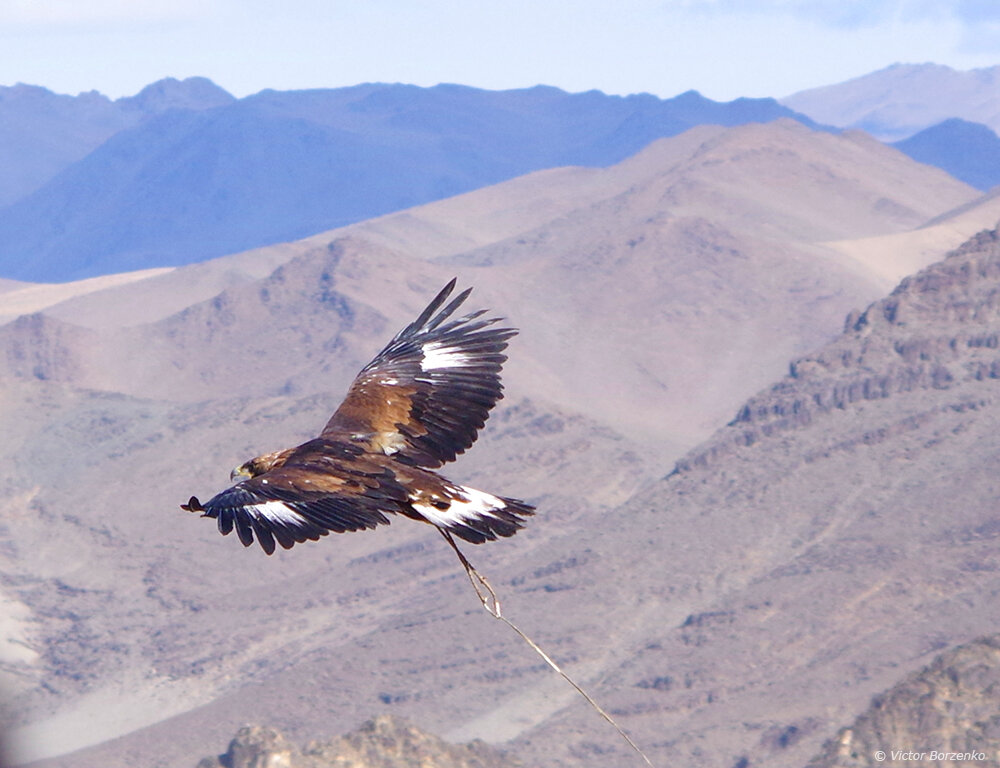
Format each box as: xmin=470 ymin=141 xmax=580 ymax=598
xmin=806 ymin=635 xmax=1000 ymax=767
xmin=197 ymin=716 xmax=521 ymax=768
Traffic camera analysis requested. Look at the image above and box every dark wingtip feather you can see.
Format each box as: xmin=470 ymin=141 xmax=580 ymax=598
xmin=249 ymin=517 xmax=277 ymax=555
xmin=233 ymin=512 xmax=254 ymax=547
xmin=428 ymin=287 xmax=474 ymax=332
xmin=408 ymin=279 xmax=458 ymax=333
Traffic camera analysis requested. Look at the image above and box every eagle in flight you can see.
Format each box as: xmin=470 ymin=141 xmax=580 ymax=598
xmin=182 ymin=279 xmax=534 ymax=555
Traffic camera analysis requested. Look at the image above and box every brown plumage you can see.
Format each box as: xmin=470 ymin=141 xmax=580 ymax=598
xmin=181 ymin=279 xmax=534 ymax=555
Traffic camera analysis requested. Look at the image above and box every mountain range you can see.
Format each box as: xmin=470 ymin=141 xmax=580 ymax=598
xmin=0 ymin=77 xmax=233 ymax=208
xmin=782 ymin=63 xmax=1000 ymax=192
xmin=2 ymin=116 xmax=1000 ymax=767
xmin=782 ymin=62 xmax=1000 ymax=141
xmin=4 ymin=63 xmax=1000 ymax=287
xmin=0 ymin=80 xmax=820 ymax=283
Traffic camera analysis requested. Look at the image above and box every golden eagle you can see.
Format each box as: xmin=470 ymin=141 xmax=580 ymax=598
xmin=182 ymin=279 xmax=533 ymax=554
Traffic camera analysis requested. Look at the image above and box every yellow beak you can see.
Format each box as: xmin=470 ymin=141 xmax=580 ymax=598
xmin=230 ymin=464 xmax=253 ymax=482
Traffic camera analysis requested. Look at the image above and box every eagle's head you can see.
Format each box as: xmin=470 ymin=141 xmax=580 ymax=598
xmin=230 ymin=461 xmax=257 ymax=482
xmin=230 ymin=448 xmax=293 ymax=482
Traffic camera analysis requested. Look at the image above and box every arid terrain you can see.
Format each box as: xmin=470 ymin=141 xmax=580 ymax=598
xmin=1 ymin=119 xmax=999 ymax=767
xmin=807 ymin=635 xmax=1000 ymax=767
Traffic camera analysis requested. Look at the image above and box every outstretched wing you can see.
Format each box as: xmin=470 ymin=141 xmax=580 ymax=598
xmin=181 ymin=444 xmax=409 ymax=555
xmin=321 ymin=279 xmax=516 ymax=469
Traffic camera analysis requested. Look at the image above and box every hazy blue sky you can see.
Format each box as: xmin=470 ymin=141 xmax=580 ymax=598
xmin=2 ymin=0 xmax=999 ymax=100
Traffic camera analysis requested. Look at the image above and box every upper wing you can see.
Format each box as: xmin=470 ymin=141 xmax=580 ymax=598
xmin=321 ymin=279 xmax=517 ymax=468
xmin=182 ymin=445 xmax=409 ymax=555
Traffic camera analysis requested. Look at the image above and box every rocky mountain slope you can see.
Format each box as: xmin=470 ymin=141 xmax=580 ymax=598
xmin=580 ymin=226 xmax=1000 ymax=767
xmin=0 ymin=122 xmax=993 ymax=767
xmin=781 ymin=63 xmax=1000 ymax=141
xmin=806 ymin=635 xmax=1000 ymax=767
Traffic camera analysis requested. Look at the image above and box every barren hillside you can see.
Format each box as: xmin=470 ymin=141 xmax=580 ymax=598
xmin=0 ymin=122 xmax=993 ymax=766
xmin=806 ymin=635 xmax=1000 ymax=768
xmin=586 ymin=227 xmax=1000 ymax=766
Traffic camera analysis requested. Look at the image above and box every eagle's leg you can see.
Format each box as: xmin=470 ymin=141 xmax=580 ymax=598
xmin=438 ymin=528 xmax=501 ymax=618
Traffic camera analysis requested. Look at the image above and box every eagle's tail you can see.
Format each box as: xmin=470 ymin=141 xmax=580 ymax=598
xmin=410 ymin=484 xmax=535 ymax=544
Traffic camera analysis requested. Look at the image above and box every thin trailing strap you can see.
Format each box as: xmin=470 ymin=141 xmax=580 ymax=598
xmin=438 ymin=529 xmax=656 ymax=768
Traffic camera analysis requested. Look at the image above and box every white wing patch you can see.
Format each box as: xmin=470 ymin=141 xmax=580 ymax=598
xmin=420 ymin=341 xmax=474 ymax=371
xmin=410 ymin=484 xmax=507 ymax=528
xmin=248 ymin=500 xmax=305 ymax=527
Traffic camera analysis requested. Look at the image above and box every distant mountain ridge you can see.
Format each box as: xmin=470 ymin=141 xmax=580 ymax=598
xmin=0 ymin=79 xmax=823 ymax=282
xmin=893 ymin=118 xmax=1000 ymax=191
xmin=0 ymin=77 xmax=233 ymax=207
xmin=9 ymin=66 xmax=1000 ymax=284
xmin=782 ymin=62 xmax=1000 ymax=141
